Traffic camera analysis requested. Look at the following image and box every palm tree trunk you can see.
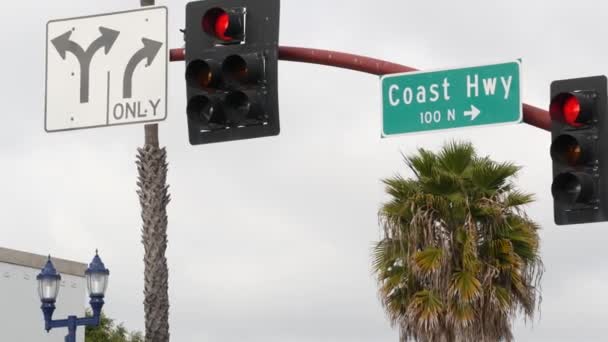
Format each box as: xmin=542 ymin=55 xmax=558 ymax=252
xmin=137 ymin=124 xmax=170 ymax=342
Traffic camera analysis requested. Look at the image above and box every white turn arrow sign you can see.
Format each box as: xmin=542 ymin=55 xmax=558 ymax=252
xmin=464 ymin=105 xmax=481 ymax=120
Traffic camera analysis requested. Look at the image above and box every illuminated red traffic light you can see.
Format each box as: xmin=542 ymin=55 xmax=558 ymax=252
xmin=549 ymin=76 xmax=607 ymax=225
xmin=550 ymin=92 xmax=594 ymax=127
xmin=562 ymin=95 xmax=581 ymax=127
xmin=202 ymin=8 xmax=244 ymax=43
xmin=214 ymin=12 xmax=231 ymax=41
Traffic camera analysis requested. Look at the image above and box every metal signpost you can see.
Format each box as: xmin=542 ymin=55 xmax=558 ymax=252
xmin=45 ymin=7 xmax=168 ymax=132
xmin=381 ymin=61 xmax=522 ymax=136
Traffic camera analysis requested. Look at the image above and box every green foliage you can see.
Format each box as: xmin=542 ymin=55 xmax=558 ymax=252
xmin=373 ymin=141 xmax=543 ymax=342
xmin=85 ymin=311 xmax=143 ymax=342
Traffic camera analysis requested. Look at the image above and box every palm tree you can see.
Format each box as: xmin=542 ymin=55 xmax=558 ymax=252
xmin=137 ymin=124 xmax=170 ymax=342
xmin=373 ymin=141 xmax=543 ymax=342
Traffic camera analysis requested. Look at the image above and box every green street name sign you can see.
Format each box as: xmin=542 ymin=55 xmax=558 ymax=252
xmin=381 ymin=61 xmax=522 ymax=136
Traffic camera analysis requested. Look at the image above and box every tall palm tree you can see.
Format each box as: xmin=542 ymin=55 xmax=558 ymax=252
xmin=137 ymin=124 xmax=170 ymax=342
xmin=373 ymin=141 xmax=543 ymax=342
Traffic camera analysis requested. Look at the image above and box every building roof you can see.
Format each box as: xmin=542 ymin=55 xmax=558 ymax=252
xmin=0 ymin=247 xmax=87 ymax=277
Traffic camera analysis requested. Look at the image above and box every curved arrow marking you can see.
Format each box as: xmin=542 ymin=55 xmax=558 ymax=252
xmin=123 ymin=38 xmax=163 ymax=99
xmin=51 ymin=27 xmax=120 ymax=103
xmin=87 ymin=27 xmax=120 ymax=56
xmin=51 ymin=31 xmax=85 ymax=60
xmin=464 ymin=105 xmax=481 ymax=121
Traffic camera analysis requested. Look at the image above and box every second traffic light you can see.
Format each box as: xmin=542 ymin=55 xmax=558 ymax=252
xmin=185 ymin=0 xmax=280 ymax=145
xmin=550 ymin=75 xmax=608 ymax=225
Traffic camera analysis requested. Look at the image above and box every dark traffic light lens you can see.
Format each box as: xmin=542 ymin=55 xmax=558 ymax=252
xmin=226 ymin=91 xmax=249 ymax=109
xmin=224 ymin=91 xmax=251 ymax=126
xmin=550 ymin=134 xmax=587 ymax=166
xmin=552 ymin=172 xmax=594 ymax=205
xmin=187 ymin=95 xmax=225 ymax=129
xmin=186 ymin=60 xmax=219 ymax=89
xmin=224 ymin=91 xmax=264 ymax=126
xmin=223 ymin=55 xmax=247 ymax=82
xmin=222 ymin=54 xmax=264 ymax=84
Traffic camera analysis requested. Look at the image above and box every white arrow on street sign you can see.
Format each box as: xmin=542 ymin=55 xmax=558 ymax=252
xmin=464 ymin=105 xmax=481 ymax=121
xmin=45 ymin=7 xmax=168 ymax=132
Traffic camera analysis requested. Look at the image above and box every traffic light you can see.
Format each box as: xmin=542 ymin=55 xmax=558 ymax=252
xmin=550 ymin=75 xmax=608 ymax=225
xmin=184 ymin=0 xmax=280 ymax=145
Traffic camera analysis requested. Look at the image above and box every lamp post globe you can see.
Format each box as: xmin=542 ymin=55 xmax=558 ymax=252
xmin=85 ymin=251 xmax=110 ymax=297
xmin=36 ymin=256 xmax=61 ymax=303
xmin=85 ymin=251 xmax=110 ymax=318
xmin=36 ymin=256 xmax=61 ymax=331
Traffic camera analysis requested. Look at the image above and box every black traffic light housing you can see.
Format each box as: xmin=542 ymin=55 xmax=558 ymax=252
xmin=550 ymin=75 xmax=608 ymax=225
xmin=185 ymin=0 xmax=280 ymax=145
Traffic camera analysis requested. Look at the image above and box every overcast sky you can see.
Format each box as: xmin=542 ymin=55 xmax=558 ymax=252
xmin=2 ymin=0 xmax=608 ymax=341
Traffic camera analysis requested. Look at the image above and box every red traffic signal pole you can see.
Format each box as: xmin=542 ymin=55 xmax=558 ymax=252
xmin=169 ymin=47 xmax=551 ymax=132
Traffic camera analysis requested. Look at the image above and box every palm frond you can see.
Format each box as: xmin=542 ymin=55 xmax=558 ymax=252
xmin=470 ymin=159 xmax=521 ymax=192
xmin=412 ymin=247 xmax=444 ymax=276
xmin=447 ymin=300 xmax=476 ymax=328
xmin=420 ymin=171 xmax=461 ymax=196
xmin=437 ymin=140 xmax=475 ymax=176
xmin=383 ymin=175 xmax=419 ymax=200
xmin=372 ymin=238 xmax=406 ymax=274
xmin=405 ymin=148 xmax=437 ymax=179
xmin=505 ymin=190 xmax=535 ymax=208
xmin=407 ymin=290 xmax=444 ymax=333
xmin=490 ymin=285 xmax=512 ymax=313
xmin=449 ymin=271 xmax=482 ymax=303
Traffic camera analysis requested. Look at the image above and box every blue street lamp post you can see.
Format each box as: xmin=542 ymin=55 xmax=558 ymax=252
xmin=37 ymin=251 xmax=110 ymax=342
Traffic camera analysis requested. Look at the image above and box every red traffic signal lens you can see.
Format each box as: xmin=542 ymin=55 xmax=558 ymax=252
xmin=215 ymin=12 xmax=231 ymax=41
xmin=202 ymin=8 xmax=244 ymax=43
xmin=563 ymin=95 xmax=581 ymax=127
xmin=550 ymin=92 xmax=595 ymax=127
